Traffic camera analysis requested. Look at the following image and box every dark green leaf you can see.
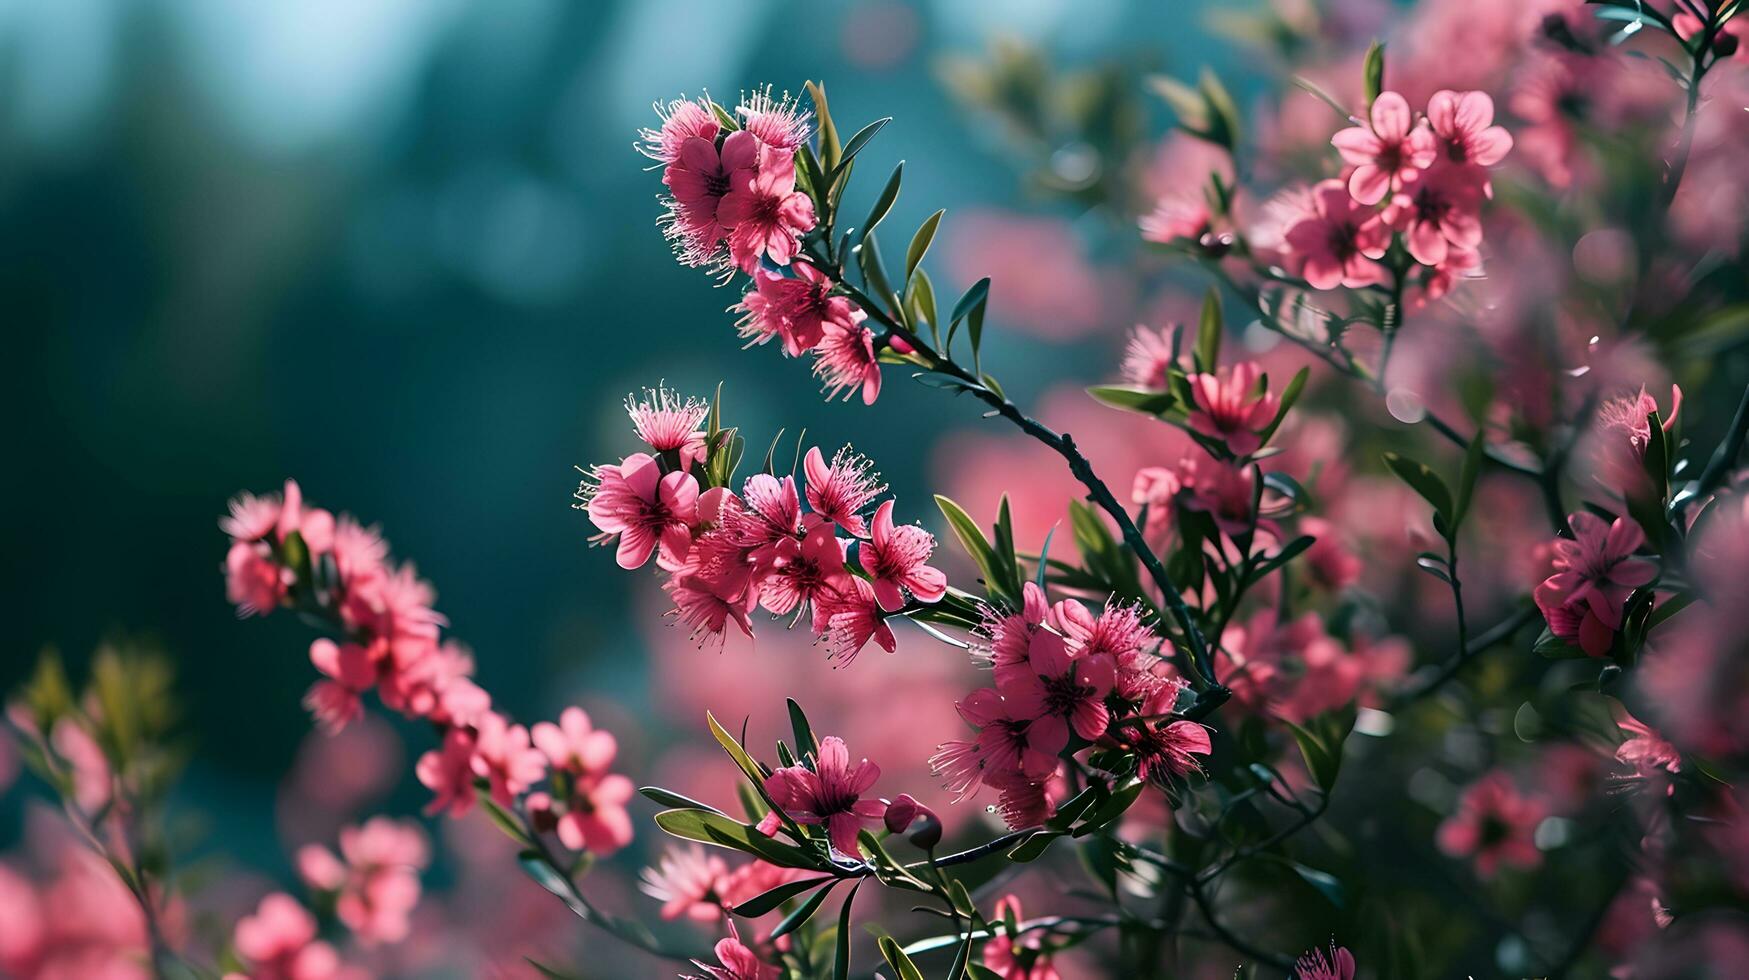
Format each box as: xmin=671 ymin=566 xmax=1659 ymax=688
xmin=1006 ymin=830 xmax=1065 ymax=862
xmin=905 ymin=209 xmax=945 ymax=283
xmin=1086 ymin=384 xmax=1177 ymax=416
xmin=768 ymin=880 xmax=837 ymax=940
xmin=639 ymin=786 xmax=726 ymax=814
xmin=1382 ymin=452 xmax=1454 ymax=530
xmin=787 ymin=699 xmax=818 ymax=758
xmin=1255 ymin=366 xmax=1308 ymax=447
xmin=831 ymin=117 xmax=891 ymax=179
xmin=833 ymin=882 xmax=861 ymax=980
xmin=731 ymin=875 xmax=834 ymax=917
xmin=861 ymin=162 xmax=903 ymax=243
xmin=1455 ymin=430 xmax=1485 ymax=527
xmin=878 ymin=936 xmax=928 ymax=980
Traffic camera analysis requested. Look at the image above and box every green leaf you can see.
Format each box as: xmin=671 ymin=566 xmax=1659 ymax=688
xmin=479 ymin=796 xmax=534 ymax=847
xmin=1282 ymin=857 xmax=1346 ymax=908
xmin=806 ymin=81 xmax=841 ymax=172
xmin=1382 ymin=451 xmax=1454 ymax=531
xmin=1006 ymin=830 xmax=1065 ymax=862
xmin=857 ymin=232 xmax=896 ymax=311
xmin=905 ymin=209 xmax=945 ymax=284
xmin=878 ymin=936 xmax=928 ymax=980
xmin=1195 ymin=288 xmax=1223 ymax=372
xmin=768 ymin=880 xmax=837 ymax=940
xmin=908 ymin=268 xmax=940 ymax=346
xmin=707 ymin=711 xmax=770 ymax=788
xmin=935 ymin=494 xmax=1009 ymax=602
xmin=1284 ymin=719 xmax=1342 ymax=792
xmin=1454 ymin=429 xmax=1485 ymax=527
xmin=787 ymin=699 xmax=818 ymax=758
xmin=833 ymin=882 xmax=861 ymax=980
xmin=1086 ymin=384 xmax=1177 ymax=416
xmin=1073 ymin=777 xmax=1145 ymax=835
xmin=1255 ymin=366 xmax=1308 ymax=448
xmin=653 ymin=808 xmax=820 ymax=868
xmin=946 ymin=277 xmax=991 ymax=354
xmin=831 ymin=117 xmax=890 ymax=179
xmin=638 ymin=786 xmax=725 ymax=814
xmin=1362 ymin=40 xmax=1386 ymax=108
xmin=861 ymin=162 xmax=903 ymax=243
xmin=730 ymin=875 xmax=834 ymax=917
xmin=949 ymin=935 xmax=974 ymax=980
xmin=991 ymin=495 xmax=1023 ymax=601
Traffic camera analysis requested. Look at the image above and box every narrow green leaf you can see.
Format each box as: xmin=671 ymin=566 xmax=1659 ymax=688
xmin=946 ymin=277 xmax=991 ymax=352
xmin=639 ymin=786 xmax=726 ymax=814
xmin=1255 ymin=366 xmax=1308 ymax=447
xmin=731 ymin=875 xmax=834 ymax=917
xmin=525 ymin=958 xmax=584 ymax=980
xmin=479 ymin=796 xmax=534 ymax=847
xmin=1382 ymin=451 xmax=1454 ymax=529
xmin=861 ymin=162 xmax=903 ymax=243
xmin=654 ymin=808 xmax=820 ymax=868
xmin=832 ymin=117 xmax=891 ymax=178
xmin=1195 ymin=288 xmax=1223 ymax=371
xmin=768 ymin=880 xmax=837 ymax=940
xmin=833 ymin=882 xmax=861 ymax=980
xmin=1086 ymin=384 xmax=1177 ymax=416
xmin=806 ymin=81 xmax=841 ymax=171
xmin=1455 ymin=429 xmax=1486 ymax=527
xmin=1362 ymin=40 xmax=1386 ymax=108
xmin=906 ymin=209 xmax=945 ymax=283
xmin=908 ymin=268 xmax=940 ymax=347
xmin=935 ymin=494 xmax=1007 ymax=601
xmin=787 ymin=699 xmax=818 ymax=758
xmin=878 ymin=936 xmax=928 ymax=980
xmin=1006 ymin=830 xmax=1065 ymax=862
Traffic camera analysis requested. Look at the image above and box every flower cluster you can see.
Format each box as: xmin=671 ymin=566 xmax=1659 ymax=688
xmin=931 ymin=583 xmax=1209 ymax=829
xmin=295 ymin=818 xmax=429 ymax=946
xmin=222 ymin=481 xmax=635 ymax=856
xmin=577 ymin=386 xmax=946 ymax=660
xmin=1287 ymin=89 xmax=1509 ymax=298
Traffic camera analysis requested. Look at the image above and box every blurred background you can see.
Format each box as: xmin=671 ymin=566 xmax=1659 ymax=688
xmin=1 ymin=0 xmax=1264 ymax=972
xmin=7 ymin=0 xmax=1748 ymax=975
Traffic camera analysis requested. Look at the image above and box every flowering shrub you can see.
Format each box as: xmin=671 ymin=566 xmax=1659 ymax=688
xmin=6 ymin=2 xmax=1749 ymax=977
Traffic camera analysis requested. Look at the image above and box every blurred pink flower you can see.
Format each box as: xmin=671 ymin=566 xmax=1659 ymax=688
xmin=1295 ymin=943 xmax=1357 ymax=980
xmin=1332 ymin=91 xmax=1436 ymax=204
xmin=1186 ymin=361 xmax=1279 ymax=456
xmin=469 ymin=712 xmax=547 ymax=808
xmin=640 ymin=845 xmax=729 ymax=922
xmin=981 ymin=895 xmax=1061 ymax=980
xmin=1437 ymin=772 xmax=1545 ymax=876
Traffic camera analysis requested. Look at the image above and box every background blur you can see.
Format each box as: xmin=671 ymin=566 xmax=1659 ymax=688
xmin=2 ymin=0 xmax=1260 ymax=948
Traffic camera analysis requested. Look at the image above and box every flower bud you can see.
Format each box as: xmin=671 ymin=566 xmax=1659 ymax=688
xmin=883 ymin=793 xmax=942 ymax=849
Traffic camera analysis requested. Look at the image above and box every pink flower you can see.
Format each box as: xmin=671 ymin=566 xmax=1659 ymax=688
xmin=50 ymin=719 xmax=112 ymax=813
xmin=1426 ymin=89 xmax=1513 ymax=168
xmin=1186 ymin=361 xmax=1279 ymax=456
xmin=1299 ymin=517 xmax=1362 ymax=591
xmin=1384 ymin=163 xmax=1487 ymax=266
xmin=1283 ymin=179 xmax=1390 ymax=290
xmin=469 ymin=712 xmax=547 ymax=807
xmin=1613 ymin=704 xmax=1681 ymax=794
xmin=761 ymin=523 xmax=847 ymax=619
xmin=415 ymin=727 xmax=476 ymax=817
xmin=858 ymin=500 xmax=947 ymax=611
xmin=304 ymin=638 xmax=376 ymax=734
xmin=1122 ymin=326 xmax=1177 ymax=389
xmin=529 ymin=708 xmax=636 ymax=854
xmin=817 ymin=576 xmax=898 ymax=664
xmin=996 ymin=629 xmax=1116 ymax=740
xmin=666 ymin=571 xmax=756 ymax=649
xmin=882 ymin=793 xmax=942 ymax=848
xmin=811 ymin=321 xmax=882 ymax=404
xmin=1411 ymin=244 xmax=1483 ymax=306
xmin=1533 ymin=513 xmax=1658 ymax=657
xmin=686 ymin=929 xmax=778 ymax=980
xmin=225 ymin=539 xmax=287 ymax=617
xmin=1592 ymin=385 xmax=1681 ymax=498
xmin=1437 ymin=772 xmax=1545 ymax=877
xmin=1057 ymin=598 xmax=1175 ymax=701
xmin=720 ymin=145 xmax=816 ymax=273
xmin=296 ymin=818 xmax=428 ymax=946
xmin=233 ymin=893 xmax=345 ymax=980
xmin=1332 ymin=91 xmax=1436 ymax=205
xmin=1177 ymin=455 xmax=1259 ymax=538
xmin=638 ymin=97 xmax=720 ymax=166
xmin=221 ymin=489 xmax=283 ymax=542
xmin=1115 ymin=690 xmax=1211 ymax=785
xmin=930 ymin=688 xmax=1066 ymax=800
xmin=1295 ymin=943 xmax=1357 ymax=980
xmin=662 ymin=131 xmax=759 ymax=268
xmin=626 ymin=386 xmax=709 ymax=467
xmin=1131 ymin=465 xmax=1181 ymax=547
xmin=737 ymin=89 xmax=813 ymax=151
xmin=532 ymin=706 xmax=617 ymax=777
xmin=1139 ymin=194 xmax=1212 ymax=245
xmin=736 ymin=263 xmax=860 ymax=357
xmin=802 ymin=446 xmax=885 ymax=536
xmin=762 ymin=735 xmax=887 ymax=857
xmin=582 ymin=452 xmax=700 ymax=571
xmin=981 ymin=895 xmax=1061 ymax=980
xmin=980 ymin=581 xmax=1051 ymax=670
xmin=640 ymin=845 xmax=729 ymax=922
xmin=554 ymin=770 xmax=636 ymax=854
